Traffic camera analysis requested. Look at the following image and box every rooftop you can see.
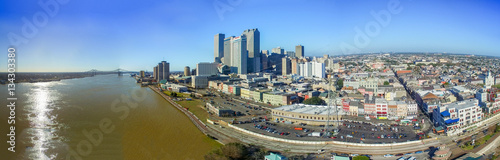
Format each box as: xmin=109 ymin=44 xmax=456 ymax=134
xmin=273 ymin=104 xmax=342 ymax=115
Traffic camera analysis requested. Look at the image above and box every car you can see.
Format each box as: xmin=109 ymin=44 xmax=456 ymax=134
xmin=405 ymin=152 xmax=412 ymax=155
xmin=414 ymin=151 xmax=423 ymax=154
xmin=396 ymin=153 xmax=404 ymax=156
xmin=384 ymin=154 xmax=394 ymax=157
xmin=397 ymin=157 xmax=406 ymax=160
xmin=407 ymin=156 xmax=416 ymax=160
xmin=424 ymin=149 xmax=430 ymax=152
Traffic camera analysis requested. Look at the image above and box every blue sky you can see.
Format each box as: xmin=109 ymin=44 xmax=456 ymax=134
xmin=1 ymin=0 xmax=499 ymax=72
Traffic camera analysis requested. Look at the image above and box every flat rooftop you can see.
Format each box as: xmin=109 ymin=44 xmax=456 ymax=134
xmin=273 ymin=104 xmax=343 ymax=115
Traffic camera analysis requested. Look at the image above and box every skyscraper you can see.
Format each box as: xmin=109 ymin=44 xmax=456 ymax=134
xmin=223 ymin=36 xmax=234 ymax=66
xmin=231 ymin=35 xmax=247 ymax=74
xmin=184 ymin=66 xmax=191 ymax=76
xmin=295 ymin=45 xmax=304 ymax=58
xmin=291 ymin=58 xmax=299 ymax=74
xmin=214 ymin=33 xmax=225 ymax=63
xmin=242 ymin=28 xmax=260 ymax=73
xmin=282 ymin=57 xmax=291 ymax=75
xmin=153 ymin=66 xmax=158 ymax=80
xmin=156 ymin=61 xmax=170 ymax=82
xmin=261 ymin=51 xmax=269 ymax=71
xmin=272 ymin=47 xmax=284 ymax=54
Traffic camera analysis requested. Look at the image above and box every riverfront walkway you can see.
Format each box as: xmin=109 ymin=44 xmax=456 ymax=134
xmin=148 ymin=86 xmax=234 ymax=144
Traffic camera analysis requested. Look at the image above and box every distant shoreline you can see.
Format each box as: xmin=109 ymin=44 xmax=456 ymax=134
xmin=0 ymin=72 xmax=95 ymax=84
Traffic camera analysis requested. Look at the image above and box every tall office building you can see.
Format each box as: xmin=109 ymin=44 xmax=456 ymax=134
xmin=153 ymin=66 xmax=158 ymax=80
xmin=184 ymin=66 xmax=191 ymax=76
xmin=214 ymin=33 xmax=225 ymax=63
xmin=299 ymin=62 xmax=324 ymax=78
xmin=284 ymin=51 xmax=295 ymax=57
xmin=231 ymin=35 xmax=248 ymax=74
xmin=282 ymin=57 xmax=291 ymax=75
xmin=261 ymin=51 xmax=269 ymax=71
xmin=156 ymin=61 xmax=170 ymax=82
xmin=295 ymin=45 xmax=304 ymax=58
xmin=291 ymin=58 xmax=299 ymax=74
xmin=272 ymin=47 xmax=284 ymax=54
xmin=223 ymin=36 xmax=234 ymax=66
xmin=242 ymin=28 xmax=260 ymax=73
xmin=140 ymin=70 xmax=145 ymax=78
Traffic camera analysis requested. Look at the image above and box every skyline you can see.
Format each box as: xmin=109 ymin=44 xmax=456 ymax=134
xmin=1 ymin=0 xmax=499 ymax=72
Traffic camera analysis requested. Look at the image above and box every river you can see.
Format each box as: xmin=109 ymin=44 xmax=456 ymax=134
xmin=0 ymin=74 xmax=220 ymax=160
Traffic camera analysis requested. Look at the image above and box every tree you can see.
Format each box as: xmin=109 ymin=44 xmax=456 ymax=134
xmin=171 ymin=92 xmax=177 ymax=97
xmin=303 ymin=97 xmax=326 ymax=105
xmin=220 ymin=143 xmax=247 ymax=159
xmin=336 ymin=78 xmax=344 ymax=89
xmin=384 ymin=81 xmax=390 ymax=85
xmin=352 ymin=155 xmax=370 ymax=160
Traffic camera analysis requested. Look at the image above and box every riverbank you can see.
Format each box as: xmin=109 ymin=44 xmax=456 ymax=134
xmin=148 ymin=85 xmax=234 ymax=145
xmin=0 ymin=72 xmax=94 ymax=84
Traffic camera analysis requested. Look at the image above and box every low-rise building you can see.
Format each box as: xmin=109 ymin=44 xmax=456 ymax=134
xmin=271 ymin=104 xmax=343 ymax=125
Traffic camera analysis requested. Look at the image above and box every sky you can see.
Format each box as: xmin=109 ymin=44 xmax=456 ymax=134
xmin=0 ymin=0 xmax=499 ymax=72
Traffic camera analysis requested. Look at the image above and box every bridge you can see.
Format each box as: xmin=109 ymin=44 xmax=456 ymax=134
xmin=85 ymin=69 xmax=138 ymax=76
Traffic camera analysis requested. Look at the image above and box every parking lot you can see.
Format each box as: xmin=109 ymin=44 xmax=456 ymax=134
xmin=233 ymin=119 xmax=420 ymax=144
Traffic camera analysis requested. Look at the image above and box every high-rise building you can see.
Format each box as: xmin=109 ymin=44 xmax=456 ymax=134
xmin=282 ymin=57 xmax=291 ymax=75
xmin=153 ymin=66 xmax=158 ymax=80
xmin=272 ymin=47 xmax=284 ymax=54
xmin=261 ymin=52 xmax=269 ymax=71
xmin=284 ymin=51 xmax=295 ymax=57
xmin=191 ymin=68 xmax=196 ymax=76
xmin=299 ymin=62 xmax=324 ymax=78
xmin=184 ymin=66 xmax=191 ymax=76
xmin=223 ymin=36 xmax=234 ymax=66
xmin=140 ymin=70 xmax=145 ymax=78
xmin=197 ymin=62 xmax=219 ymax=76
xmin=156 ymin=61 xmax=170 ymax=82
xmin=291 ymin=58 xmax=299 ymax=74
xmin=214 ymin=33 xmax=225 ymax=63
xmin=231 ymin=35 xmax=248 ymax=74
xmin=242 ymin=28 xmax=260 ymax=73
xmin=295 ymin=45 xmax=304 ymax=58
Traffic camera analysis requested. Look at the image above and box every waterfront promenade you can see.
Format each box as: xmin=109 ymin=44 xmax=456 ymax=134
xmin=148 ymin=86 xmax=234 ymax=144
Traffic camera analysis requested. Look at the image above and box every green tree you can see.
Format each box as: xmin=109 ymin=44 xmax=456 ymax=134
xmin=352 ymin=155 xmax=370 ymax=160
xmin=384 ymin=81 xmax=390 ymax=85
xmin=303 ymin=97 xmax=326 ymax=105
xmin=336 ymin=78 xmax=344 ymax=89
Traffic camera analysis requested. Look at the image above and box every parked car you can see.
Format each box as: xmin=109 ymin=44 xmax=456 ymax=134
xmin=384 ymin=154 xmax=394 ymax=157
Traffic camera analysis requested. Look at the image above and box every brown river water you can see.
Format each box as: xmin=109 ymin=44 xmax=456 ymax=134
xmin=0 ymin=74 xmax=220 ymax=160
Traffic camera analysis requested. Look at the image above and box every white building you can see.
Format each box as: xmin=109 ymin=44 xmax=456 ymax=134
xmin=484 ymin=71 xmax=494 ymax=89
xmin=407 ymin=101 xmax=418 ymax=117
xmin=231 ymin=36 xmax=247 ymax=74
xmin=446 ymin=99 xmax=483 ymax=127
xmin=299 ymin=62 xmax=325 ymax=78
xmin=197 ymin=62 xmax=219 ymax=76
xmin=191 ymin=75 xmax=209 ymax=89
